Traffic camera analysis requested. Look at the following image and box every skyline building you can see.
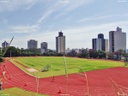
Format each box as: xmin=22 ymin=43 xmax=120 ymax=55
xmin=109 ymin=27 xmax=126 ymax=52
xmin=27 ymin=39 xmax=38 ymax=49
xmin=98 ymin=34 xmax=105 ymax=51
xmin=2 ymin=41 xmax=9 ymax=48
xmin=92 ymin=33 xmax=108 ymax=52
xmin=105 ymin=39 xmax=109 ymax=52
xmin=56 ymin=32 xmax=66 ymax=53
xmin=41 ymin=42 xmax=48 ymax=53
xmin=92 ymin=38 xmax=102 ymax=51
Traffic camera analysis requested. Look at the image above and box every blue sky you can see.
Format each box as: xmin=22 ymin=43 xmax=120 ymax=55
xmin=0 ymin=0 xmax=128 ymax=49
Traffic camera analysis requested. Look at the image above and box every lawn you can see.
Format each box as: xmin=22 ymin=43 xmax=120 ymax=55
xmin=10 ymin=56 xmax=124 ymax=78
xmin=0 ymin=87 xmax=48 ymax=96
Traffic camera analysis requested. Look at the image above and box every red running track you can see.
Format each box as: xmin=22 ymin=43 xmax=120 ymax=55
xmin=0 ymin=60 xmax=128 ymax=96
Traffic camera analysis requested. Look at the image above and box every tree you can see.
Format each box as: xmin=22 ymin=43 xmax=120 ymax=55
xmin=106 ymin=52 xmax=113 ymax=60
xmin=78 ymin=49 xmax=89 ymax=58
xmin=42 ymin=50 xmax=63 ymax=56
xmin=67 ymin=50 xmax=77 ymax=57
xmin=117 ymin=49 xmax=124 ymax=60
xmin=89 ymin=49 xmax=98 ymax=58
xmin=4 ymin=46 xmax=20 ymax=57
xmin=97 ymin=50 xmax=106 ymax=58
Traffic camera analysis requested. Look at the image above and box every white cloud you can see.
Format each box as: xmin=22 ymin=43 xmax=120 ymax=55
xmin=4 ymin=0 xmax=93 ymax=35
xmin=78 ymin=15 xmax=110 ymax=23
xmin=25 ymin=0 xmax=38 ymax=10
xmin=64 ymin=0 xmax=93 ymax=13
xmin=10 ymin=25 xmax=39 ymax=33
xmin=36 ymin=0 xmax=94 ymax=26
xmin=78 ymin=14 xmax=128 ymax=23
xmin=0 ymin=0 xmax=38 ymax=12
xmin=36 ymin=9 xmax=55 ymax=25
xmin=35 ymin=1 xmax=62 ymax=26
xmin=54 ymin=0 xmax=94 ymax=19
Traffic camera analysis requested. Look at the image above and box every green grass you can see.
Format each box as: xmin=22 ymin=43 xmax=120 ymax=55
xmin=11 ymin=57 xmax=124 ymax=78
xmin=0 ymin=87 xmax=48 ymax=96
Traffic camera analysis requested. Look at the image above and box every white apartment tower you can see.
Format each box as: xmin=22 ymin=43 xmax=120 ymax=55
xmin=56 ymin=32 xmax=66 ymax=53
xmin=27 ymin=39 xmax=38 ymax=49
xmin=109 ymin=27 xmax=126 ymax=52
xmin=92 ymin=33 xmax=108 ymax=52
xmin=105 ymin=39 xmax=109 ymax=52
xmin=92 ymin=38 xmax=102 ymax=51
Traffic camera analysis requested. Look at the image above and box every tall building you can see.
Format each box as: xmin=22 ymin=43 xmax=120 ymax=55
xmin=41 ymin=42 xmax=48 ymax=53
xmin=109 ymin=27 xmax=126 ymax=52
xmin=2 ymin=41 xmax=9 ymax=48
xmin=92 ymin=38 xmax=102 ymax=51
xmin=27 ymin=39 xmax=38 ymax=49
xmin=105 ymin=39 xmax=109 ymax=52
xmin=92 ymin=33 xmax=108 ymax=52
xmin=98 ymin=34 xmax=105 ymax=51
xmin=56 ymin=32 xmax=66 ymax=53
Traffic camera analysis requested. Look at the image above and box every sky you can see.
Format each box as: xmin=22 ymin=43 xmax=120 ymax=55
xmin=0 ymin=0 xmax=128 ymax=50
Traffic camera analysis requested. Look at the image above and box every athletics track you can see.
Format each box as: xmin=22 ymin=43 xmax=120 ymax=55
xmin=0 ymin=60 xmax=128 ymax=96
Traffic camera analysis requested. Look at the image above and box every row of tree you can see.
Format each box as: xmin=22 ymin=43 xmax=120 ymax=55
xmin=67 ymin=49 xmax=106 ymax=58
xmin=0 ymin=46 xmax=128 ymax=61
xmin=0 ymin=46 xmax=63 ymax=57
xmin=67 ymin=49 xmax=128 ymax=60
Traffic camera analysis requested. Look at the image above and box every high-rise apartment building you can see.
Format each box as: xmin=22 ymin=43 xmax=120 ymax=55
xmin=41 ymin=42 xmax=48 ymax=53
xmin=98 ymin=34 xmax=105 ymax=51
xmin=92 ymin=38 xmax=102 ymax=51
xmin=27 ymin=39 xmax=38 ymax=49
xmin=2 ymin=41 xmax=9 ymax=48
xmin=105 ymin=39 xmax=109 ymax=52
xmin=56 ymin=32 xmax=66 ymax=53
xmin=92 ymin=33 xmax=108 ymax=52
xmin=109 ymin=27 xmax=126 ymax=52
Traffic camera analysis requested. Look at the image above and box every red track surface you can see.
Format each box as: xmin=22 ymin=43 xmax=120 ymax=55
xmin=1 ymin=60 xmax=128 ymax=96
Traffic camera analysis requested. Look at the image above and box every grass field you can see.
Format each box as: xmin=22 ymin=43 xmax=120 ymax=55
xmin=0 ymin=87 xmax=48 ymax=96
xmin=11 ymin=56 xmax=124 ymax=78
